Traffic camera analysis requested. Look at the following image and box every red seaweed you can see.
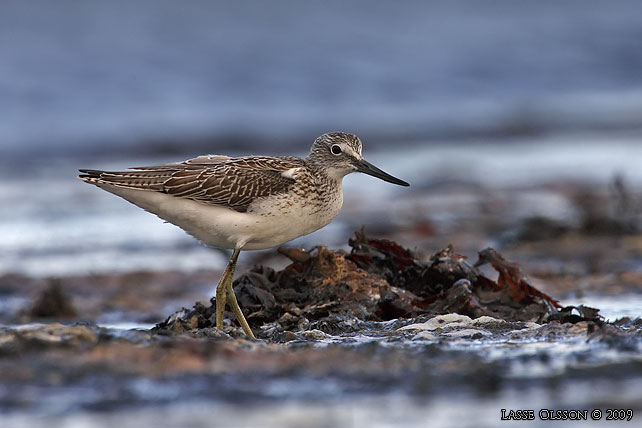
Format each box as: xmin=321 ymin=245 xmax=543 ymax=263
xmin=156 ymin=228 xmax=598 ymax=334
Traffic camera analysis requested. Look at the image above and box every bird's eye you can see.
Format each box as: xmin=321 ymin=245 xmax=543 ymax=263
xmin=331 ymin=144 xmax=342 ymax=155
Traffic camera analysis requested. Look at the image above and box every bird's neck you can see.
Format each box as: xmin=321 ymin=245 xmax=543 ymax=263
xmin=306 ymin=160 xmax=344 ymax=189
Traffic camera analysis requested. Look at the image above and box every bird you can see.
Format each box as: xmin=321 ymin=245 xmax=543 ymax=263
xmin=79 ymin=132 xmax=409 ymax=339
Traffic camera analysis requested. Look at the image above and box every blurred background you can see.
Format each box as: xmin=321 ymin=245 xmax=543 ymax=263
xmin=2 ymin=2 xmax=642 ymax=427
xmin=1 ymin=0 xmax=641 ymax=286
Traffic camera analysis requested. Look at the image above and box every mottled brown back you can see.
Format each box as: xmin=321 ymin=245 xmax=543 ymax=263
xmin=79 ymin=155 xmax=304 ymax=212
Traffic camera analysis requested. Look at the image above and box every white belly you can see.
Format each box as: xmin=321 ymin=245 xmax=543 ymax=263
xmin=97 ymin=184 xmax=342 ymax=250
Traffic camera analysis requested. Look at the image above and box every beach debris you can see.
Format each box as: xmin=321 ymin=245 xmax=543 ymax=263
xmin=155 ymin=228 xmax=601 ymax=336
xmin=347 ymin=230 xmax=563 ymax=323
xmin=473 ymin=248 xmax=562 ymax=308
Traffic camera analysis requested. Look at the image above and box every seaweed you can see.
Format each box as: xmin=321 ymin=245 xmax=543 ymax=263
xmin=155 ymin=228 xmax=600 ymax=335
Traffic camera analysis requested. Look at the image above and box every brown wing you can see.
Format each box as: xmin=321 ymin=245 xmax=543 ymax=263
xmin=79 ymin=155 xmax=304 ymax=212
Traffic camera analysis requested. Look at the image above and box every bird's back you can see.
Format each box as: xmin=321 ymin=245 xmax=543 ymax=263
xmin=79 ymin=154 xmax=306 ymax=212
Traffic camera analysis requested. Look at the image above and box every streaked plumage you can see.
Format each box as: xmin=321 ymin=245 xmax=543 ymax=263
xmin=79 ymin=132 xmax=409 ymax=338
xmin=81 ymin=155 xmax=303 ymax=212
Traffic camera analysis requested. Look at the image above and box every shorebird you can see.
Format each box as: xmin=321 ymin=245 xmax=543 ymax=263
xmin=79 ymin=132 xmax=409 ymax=338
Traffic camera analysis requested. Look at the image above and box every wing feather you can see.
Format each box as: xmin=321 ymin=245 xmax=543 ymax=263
xmin=79 ymin=155 xmax=304 ymax=212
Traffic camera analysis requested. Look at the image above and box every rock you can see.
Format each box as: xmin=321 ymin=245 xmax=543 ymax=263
xmin=25 ymin=280 xmax=77 ymax=320
xmin=0 ymin=323 xmax=99 ymax=354
xmin=399 ymin=314 xmax=474 ymax=332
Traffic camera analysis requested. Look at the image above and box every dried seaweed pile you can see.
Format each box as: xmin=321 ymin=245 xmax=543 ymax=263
xmin=156 ymin=229 xmax=600 ymax=335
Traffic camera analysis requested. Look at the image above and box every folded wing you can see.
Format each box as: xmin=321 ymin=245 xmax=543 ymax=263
xmin=79 ymin=155 xmax=304 ymax=212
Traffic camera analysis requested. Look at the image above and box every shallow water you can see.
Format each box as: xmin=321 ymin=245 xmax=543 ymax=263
xmin=3 ymin=392 xmax=640 ymax=428
xmin=575 ymin=294 xmax=642 ymax=321
xmin=2 ymin=315 xmax=640 ymax=428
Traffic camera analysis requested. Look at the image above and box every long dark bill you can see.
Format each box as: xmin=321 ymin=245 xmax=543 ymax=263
xmin=356 ymin=159 xmax=410 ymax=186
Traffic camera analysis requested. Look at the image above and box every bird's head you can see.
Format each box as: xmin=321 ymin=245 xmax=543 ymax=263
xmin=308 ymin=132 xmax=409 ymax=186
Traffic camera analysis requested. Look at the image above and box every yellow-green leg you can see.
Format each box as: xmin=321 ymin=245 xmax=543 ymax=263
xmin=215 ymin=248 xmax=255 ymax=339
xmin=215 ymin=268 xmax=231 ymax=330
xmin=226 ymin=279 xmax=255 ymax=339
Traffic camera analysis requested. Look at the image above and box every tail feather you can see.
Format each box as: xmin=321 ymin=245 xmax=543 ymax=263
xmin=78 ymin=168 xmax=174 ymax=190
